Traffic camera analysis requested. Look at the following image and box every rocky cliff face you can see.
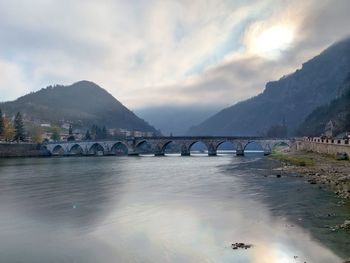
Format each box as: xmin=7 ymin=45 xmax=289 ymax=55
xmin=298 ymin=74 xmax=350 ymax=136
xmin=188 ymin=38 xmax=350 ymax=136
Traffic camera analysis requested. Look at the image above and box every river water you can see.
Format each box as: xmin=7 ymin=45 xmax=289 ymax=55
xmin=0 ymin=155 xmax=349 ymax=263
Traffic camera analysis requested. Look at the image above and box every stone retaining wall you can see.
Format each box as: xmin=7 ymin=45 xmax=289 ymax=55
xmin=0 ymin=143 xmax=51 ymax=157
xmin=296 ymin=137 xmax=350 ymax=157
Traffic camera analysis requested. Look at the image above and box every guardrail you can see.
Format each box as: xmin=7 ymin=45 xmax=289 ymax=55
xmin=303 ymin=137 xmax=350 ymax=146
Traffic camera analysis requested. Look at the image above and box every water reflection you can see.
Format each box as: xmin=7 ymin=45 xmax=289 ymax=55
xmin=0 ymin=157 xmax=127 ymax=229
xmin=0 ymin=156 xmax=346 ymax=262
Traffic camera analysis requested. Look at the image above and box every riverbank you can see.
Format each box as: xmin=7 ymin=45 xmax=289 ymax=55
xmin=0 ymin=143 xmax=50 ymax=157
xmin=270 ymin=149 xmax=350 ymax=199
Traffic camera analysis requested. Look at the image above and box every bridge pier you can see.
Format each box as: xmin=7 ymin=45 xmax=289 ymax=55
xmin=208 ymin=151 xmax=217 ymax=156
xmin=181 ymin=151 xmax=190 ymax=156
xmin=180 ymin=144 xmax=191 ymax=156
xmin=236 ymin=149 xmax=244 ymax=156
xmin=264 ymin=150 xmax=271 ymax=156
xmin=128 ymin=151 xmax=139 ymax=156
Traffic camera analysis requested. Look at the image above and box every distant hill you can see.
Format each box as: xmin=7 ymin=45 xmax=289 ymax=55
xmin=1 ymin=80 xmax=157 ymax=132
xmin=188 ymin=38 xmax=350 ymax=136
xmin=297 ymin=74 xmax=350 ymax=136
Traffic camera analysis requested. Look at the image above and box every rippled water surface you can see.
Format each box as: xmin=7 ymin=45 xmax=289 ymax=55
xmin=0 ymin=155 xmax=349 ymax=263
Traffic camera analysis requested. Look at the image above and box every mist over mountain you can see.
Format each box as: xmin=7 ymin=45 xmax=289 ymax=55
xmin=188 ymin=38 xmax=350 ymax=136
xmin=135 ymin=106 xmax=221 ymax=136
xmin=1 ymin=80 xmax=157 ymax=132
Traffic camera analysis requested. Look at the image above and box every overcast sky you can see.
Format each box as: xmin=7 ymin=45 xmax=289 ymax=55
xmin=0 ymin=0 xmax=349 ymax=109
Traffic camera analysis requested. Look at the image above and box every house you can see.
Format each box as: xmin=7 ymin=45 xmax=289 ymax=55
xmin=61 ymin=123 xmax=71 ymax=130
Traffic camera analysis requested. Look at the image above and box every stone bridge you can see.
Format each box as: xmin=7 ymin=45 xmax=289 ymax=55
xmin=44 ymin=136 xmax=293 ymax=157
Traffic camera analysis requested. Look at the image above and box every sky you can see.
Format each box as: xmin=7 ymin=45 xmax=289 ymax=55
xmin=0 ymin=0 xmax=350 ymax=110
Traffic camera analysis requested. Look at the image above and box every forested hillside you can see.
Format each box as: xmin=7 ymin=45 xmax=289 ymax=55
xmin=1 ymin=80 xmax=157 ymax=132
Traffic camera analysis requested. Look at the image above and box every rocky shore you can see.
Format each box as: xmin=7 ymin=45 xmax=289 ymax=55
xmin=271 ymin=150 xmax=350 ymax=199
xmin=270 ymin=150 xmax=350 ymax=263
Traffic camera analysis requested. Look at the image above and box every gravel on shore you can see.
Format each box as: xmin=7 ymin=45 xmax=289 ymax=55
xmin=271 ymin=150 xmax=350 ymax=199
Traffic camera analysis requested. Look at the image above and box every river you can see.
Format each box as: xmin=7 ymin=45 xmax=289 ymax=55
xmin=0 ymin=155 xmax=349 ymax=263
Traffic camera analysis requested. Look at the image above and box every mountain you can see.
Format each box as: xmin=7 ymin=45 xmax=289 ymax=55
xmin=135 ymin=105 xmax=222 ymax=136
xmin=188 ymin=38 xmax=350 ymax=136
xmin=0 ymin=80 xmax=157 ymax=132
xmin=297 ymin=74 xmax=350 ymax=136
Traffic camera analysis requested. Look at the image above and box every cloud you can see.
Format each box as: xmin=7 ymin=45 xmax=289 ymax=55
xmin=0 ymin=0 xmax=349 ymax=108
xmin=130 ymin=55 xmax=294 ymax=108
xmin=0 ymin=59 xmax=29 ymax=101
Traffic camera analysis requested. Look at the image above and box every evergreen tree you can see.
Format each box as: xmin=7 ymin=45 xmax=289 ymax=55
xmin=96 ymin=126 xmax=102 ymax=139
xmin=102 ymin=126 xmax=107 ymax=139
xmin=85 ymin=130 xmax=92 ymax=140
xmin=0 ymin=108 xmax=4 ymax=137
xmin=67 ymin=124 xmax=75 ymax=141
xmin=14 ymin=112 xmax=25 ymax=141
xmin=91 ymin=125 xmax=98 ymax=139
xmin=96 ymin=125 xmax=103 ymax=139
xmin=90 ymin=124 xmax=108 ymax=139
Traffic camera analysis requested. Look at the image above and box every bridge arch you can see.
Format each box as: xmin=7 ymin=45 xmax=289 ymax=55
xmin=135 ymin=140 xmax=153 ymax=155
xmin=135 ymin=140 xmax=147 ymax=149
xmin=215 ymin=141 xmax=236 ymax=154
xmin=243 ymin=141 xmax=264 ymax=154
xmin=271 ymin=141 xmax=292 ymax=149
xmin=88 ymin=143 xmax=105 ymax=156
xmin=69 ymin=144 xmax=84 ymax=155
xmin=188 ymin=141 xmax=209 ymax=156
xmin=161 ymin=140 xmax=174 ymax=152
xmin=111 ymin=142 xmax=128 ymax=155
xmin=160 ymin=141 xmax=181 ymax=155
xmin=52 ymin=145 xmax=65 ymax=156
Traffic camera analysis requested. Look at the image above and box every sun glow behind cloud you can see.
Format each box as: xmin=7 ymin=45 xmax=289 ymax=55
xmin=249 ymin=25 xmax=295 ymax=59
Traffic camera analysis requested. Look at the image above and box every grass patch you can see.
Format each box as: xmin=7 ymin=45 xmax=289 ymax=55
xmin=271 ymin=151 xmax=314 ymax=166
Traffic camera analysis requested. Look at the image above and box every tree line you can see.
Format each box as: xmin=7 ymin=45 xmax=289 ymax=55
xmin=0 ymin=109 xmax=26 ymax=142
xmin=64 ymin=124 xmax=109 ymax=141
xmin=48 ymin=124 xmax=109 ymax=142
xmin=0 ymin=108 xmax=111 ymax=143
